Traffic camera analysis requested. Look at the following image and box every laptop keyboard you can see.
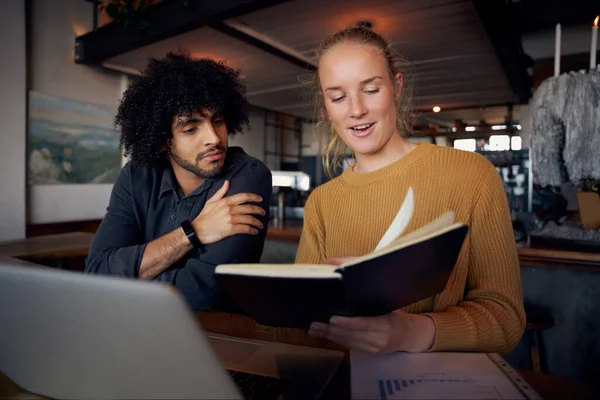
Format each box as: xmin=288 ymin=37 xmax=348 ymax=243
xmin=227 ymin=369 xmax=284 ymax=400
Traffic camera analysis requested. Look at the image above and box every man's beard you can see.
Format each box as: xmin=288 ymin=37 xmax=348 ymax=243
xmin=169 ymin=147 xmax=226 ymax=179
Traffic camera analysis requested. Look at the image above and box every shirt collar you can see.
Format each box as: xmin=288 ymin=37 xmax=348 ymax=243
xmin=159 ymin=159 xmax=178 ymax=198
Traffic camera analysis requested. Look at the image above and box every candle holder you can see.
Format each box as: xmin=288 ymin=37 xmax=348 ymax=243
xmin=577 ymin=179 xmax=600 ymax=230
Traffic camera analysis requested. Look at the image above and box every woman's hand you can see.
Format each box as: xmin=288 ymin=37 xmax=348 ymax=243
xmin=308 ymin=310 xmax=436 ymax=354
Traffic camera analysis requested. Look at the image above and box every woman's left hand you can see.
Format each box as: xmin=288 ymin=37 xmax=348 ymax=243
xmin=308 ymin=310 xmax=436 ymax=354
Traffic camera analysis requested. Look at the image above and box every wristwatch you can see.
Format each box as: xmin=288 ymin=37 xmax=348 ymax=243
xmin=180 ymin=219 xmax=203 ymax=250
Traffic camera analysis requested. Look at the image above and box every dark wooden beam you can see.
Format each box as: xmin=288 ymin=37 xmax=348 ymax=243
xmin=210 ymin=22 xmax=317 ymax=72
xmin=74 ymin=0 xmax=290 ymax=65
xmin=511 ymin=0 xmax=599 ymax=34
xmin=471 ymin=0 xmax=533 ymax=104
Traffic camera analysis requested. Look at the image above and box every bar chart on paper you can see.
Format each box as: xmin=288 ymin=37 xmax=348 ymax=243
xmin=351 ymin=352 xmax=542 ymax=400
xmin=375 ymin=375 xmax=516 ymax=399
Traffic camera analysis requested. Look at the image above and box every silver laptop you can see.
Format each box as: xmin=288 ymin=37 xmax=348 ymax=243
xmin=0 ymin=262 xmax=344 ymax=400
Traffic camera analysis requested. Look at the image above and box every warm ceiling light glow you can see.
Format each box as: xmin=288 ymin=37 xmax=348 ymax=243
xmin=190 ymin=52 xmax=236 ymax=68
xmin=72 ymin=23 xmax=87 ymax=37
xmin=432 ymin=106 xmax=441 ymax=113
xmin=594 ymin=16 xmax=599 ymax=27
xmin=334 ymin=12 xmax=393 ymax=35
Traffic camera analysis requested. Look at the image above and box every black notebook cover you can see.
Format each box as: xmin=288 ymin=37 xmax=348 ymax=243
xmin=215 ymin=225 xmax=468 ymax=329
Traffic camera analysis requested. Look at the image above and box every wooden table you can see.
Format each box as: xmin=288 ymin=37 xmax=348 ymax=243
xmin=3 ymin=310 xmax=597 ymax=399
xmin=6 ymin=225 xmax=599 ymax=272
xmin=0 ymin=232 xmax=94 ymax=262
xmin=196 ymin=311 xmax=347 ymax=355
xmin=0 ymin=233 xmax=598 ymax=399
xmin=517 ymin=242 xmax=600 ymax=270
xmin=516 ymin=369 xmax=598 ymax=400
xmin=266 ymin=220 xmax=303 ymax=243
xmin=196 ymin=311 xmax=598 ymax=399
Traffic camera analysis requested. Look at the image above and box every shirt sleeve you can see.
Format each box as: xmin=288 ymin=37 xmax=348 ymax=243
xmin=167 ymin=161 xmax=273 ymax=310
xmin=295 ymin=189 xmax=326 ymax=264
xmin=85 ymin=165 xmax=147 ymax=277
xmin=423 ymin=164 xmax=526 ymax=354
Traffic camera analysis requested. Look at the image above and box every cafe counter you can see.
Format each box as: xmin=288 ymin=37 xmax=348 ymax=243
xmin=265 ymin=220 xmax=600 ymax=269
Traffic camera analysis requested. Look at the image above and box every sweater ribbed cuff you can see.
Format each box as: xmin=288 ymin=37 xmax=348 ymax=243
xmin=423 ymin=312 xmax=470 ymax=352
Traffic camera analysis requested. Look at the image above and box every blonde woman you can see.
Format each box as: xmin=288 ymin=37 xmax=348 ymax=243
xmin=296 ymin=26 xmax=525 ymax=355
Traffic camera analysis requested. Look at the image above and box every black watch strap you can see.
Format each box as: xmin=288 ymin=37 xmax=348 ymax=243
xmin=180 ymin=219 xmax=202 ymax=249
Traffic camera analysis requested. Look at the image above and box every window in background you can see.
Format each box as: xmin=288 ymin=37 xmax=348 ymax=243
xmin=511 ymin=136 xmax=522 ymax=151
xmin=486 ymin=135 xmax=511 ymax=151
xmin=453 ymin=138 xmax=476 ymax=152
xmin=454 ymin=135 xmax=522 ymax=152
xmin=452 ymin=135 xmax=529 ymax=216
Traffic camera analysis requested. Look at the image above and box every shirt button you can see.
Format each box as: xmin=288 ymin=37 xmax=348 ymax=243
xmin=170 ymin=215 xmax=176 ymax=219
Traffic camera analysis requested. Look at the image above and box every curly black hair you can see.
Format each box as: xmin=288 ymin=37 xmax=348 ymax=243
xmin=115 ymin=51 xmax=250 ymax=166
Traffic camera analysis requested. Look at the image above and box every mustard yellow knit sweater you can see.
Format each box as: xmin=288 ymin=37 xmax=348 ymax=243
xmin=295 ymin=142 xmax=526 ymax=354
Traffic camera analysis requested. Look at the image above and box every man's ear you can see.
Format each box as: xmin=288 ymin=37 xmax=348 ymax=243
xmin=160 ymin=137 xmax=172 ymax=153
xmin=394 ymin=72 xmax=403 ymax=100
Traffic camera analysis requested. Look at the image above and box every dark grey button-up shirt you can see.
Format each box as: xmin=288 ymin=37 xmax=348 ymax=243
xmin=85 ymin=147 xmax=272 ymax=310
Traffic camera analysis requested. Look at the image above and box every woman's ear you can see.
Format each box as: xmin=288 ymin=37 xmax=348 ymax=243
xmin=394 ymin=72 xmax=403 ymax=100
xmin=320 ymin=107 xmax=329 ymax=122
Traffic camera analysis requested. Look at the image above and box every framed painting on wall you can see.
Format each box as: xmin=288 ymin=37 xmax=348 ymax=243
xmin=27 ymin=91 xmax=121 ymax=184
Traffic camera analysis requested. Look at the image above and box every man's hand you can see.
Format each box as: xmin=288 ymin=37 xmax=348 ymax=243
xmin=192 ymin=180 xmax=266 ymax=245
xmin=308 ymin=310 xmax=436 ymax=354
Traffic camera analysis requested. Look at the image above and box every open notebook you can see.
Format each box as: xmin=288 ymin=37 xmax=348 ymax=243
xmin=215 ymin=188 xmax=468 ymax=328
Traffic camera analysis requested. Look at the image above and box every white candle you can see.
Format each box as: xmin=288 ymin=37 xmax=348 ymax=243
xmin=591 ymin=16 xmax=599 ymax=70
xmin=554 ymin=23 xmax=561 ymax=77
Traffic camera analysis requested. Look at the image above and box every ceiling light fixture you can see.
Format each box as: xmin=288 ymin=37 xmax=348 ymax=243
xmin=432 ymin=106 xmax=441 ymax=113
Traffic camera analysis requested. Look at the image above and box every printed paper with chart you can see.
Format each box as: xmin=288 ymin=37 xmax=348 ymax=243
xmin=350 ymin=350 xmax=542 ymax=400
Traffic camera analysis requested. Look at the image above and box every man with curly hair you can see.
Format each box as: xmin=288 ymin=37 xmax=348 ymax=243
xmin=85 ymin=51 xmax=272 ymax=311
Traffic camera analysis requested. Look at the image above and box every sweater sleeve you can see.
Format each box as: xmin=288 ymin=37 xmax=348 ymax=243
xmin=424 ymin=164 xmax=526 ymax=354
xmin=295 ymin=189 xmax=326 ymax=264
